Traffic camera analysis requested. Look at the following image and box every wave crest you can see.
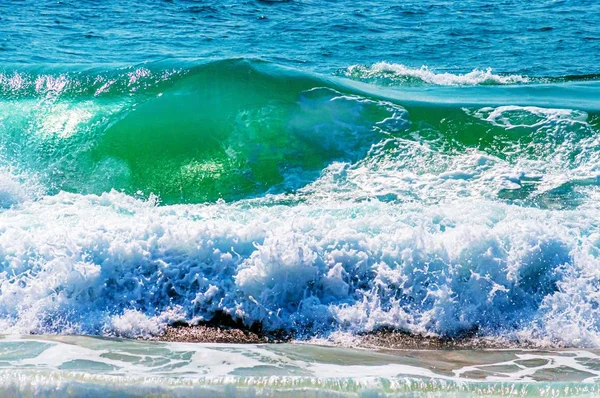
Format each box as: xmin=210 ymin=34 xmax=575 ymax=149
xmin=343 ymin=62 xmax=531 ymax=86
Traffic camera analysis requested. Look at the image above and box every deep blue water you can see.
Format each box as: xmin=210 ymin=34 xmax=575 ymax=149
xmin=1 ymin=0 xmax=599 ymax=76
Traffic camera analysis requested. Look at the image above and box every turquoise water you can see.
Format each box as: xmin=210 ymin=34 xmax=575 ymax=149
xmin=2 ymin=0 xmax=600 ymax=395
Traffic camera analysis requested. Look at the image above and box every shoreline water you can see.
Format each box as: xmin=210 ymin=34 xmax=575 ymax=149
xmin=0 ymin=333 xmax=598 ymax=397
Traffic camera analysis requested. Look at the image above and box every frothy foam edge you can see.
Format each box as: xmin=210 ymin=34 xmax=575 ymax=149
xmin=343 ymin=62 xmax=531 ymax=85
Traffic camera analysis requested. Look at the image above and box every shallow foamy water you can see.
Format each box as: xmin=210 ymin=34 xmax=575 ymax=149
xmin=0 ymin=335 xmax=598 ymax=397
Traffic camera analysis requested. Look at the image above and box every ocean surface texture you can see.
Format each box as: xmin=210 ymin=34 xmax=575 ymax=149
xmin=1 ymin=0 xmax=600 ymax=396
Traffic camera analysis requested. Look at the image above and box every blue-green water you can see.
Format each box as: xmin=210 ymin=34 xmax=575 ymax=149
xmin=1 ymin=0 xmax=600 ymax=396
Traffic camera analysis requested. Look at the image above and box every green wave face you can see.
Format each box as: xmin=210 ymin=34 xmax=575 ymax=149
xmin=0 ymin=60 xmax=408 ymax=203
xmin=1 ymin=59 xmax=599 ymax=205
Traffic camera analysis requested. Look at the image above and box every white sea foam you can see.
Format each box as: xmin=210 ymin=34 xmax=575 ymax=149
xmin=467 ymin=105 xmax=589 ymax=129
xmin=0 ymin=68 xmax=182 ymax=98
xmin=0 ymin=185 xmax=599 ymax=346
xmin=344 ymin=63 xmax=530 ymax=85
xmin=302 ymin=105 xmax=599 ymax=210
xmin=0 ymin=173 xmax=26 ymax=209
xmin=0 ymin=167 xmax=42 ymax=209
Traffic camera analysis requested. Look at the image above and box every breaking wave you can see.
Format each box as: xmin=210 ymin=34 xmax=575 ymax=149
xmin=1 ymin=59 xmax=600 ymax=346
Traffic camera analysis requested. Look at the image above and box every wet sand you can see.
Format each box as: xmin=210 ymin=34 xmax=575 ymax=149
xmin=155 ymin=324 xmax=272 ymax=344
xmin=150 ymin=324 xmax=532 ymax=349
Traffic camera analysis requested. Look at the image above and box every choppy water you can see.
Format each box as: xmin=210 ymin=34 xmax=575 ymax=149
xmin=2 ymin=0 xmax=600 ymax=395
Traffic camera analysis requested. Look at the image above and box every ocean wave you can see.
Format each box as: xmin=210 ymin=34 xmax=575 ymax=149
xmin=1 ymin=60 xmax=414 ymax=204
xmin=2 ymin=60 xmax=600 ymax=346
xmin=1 ymin=60 xmax=599 ymax=206
xmin=342 ymin=62 xmax=532 ymax=85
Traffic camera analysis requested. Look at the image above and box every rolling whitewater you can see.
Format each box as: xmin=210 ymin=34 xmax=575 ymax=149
xmin=1 ymin=0 xmax=600 ymax=396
